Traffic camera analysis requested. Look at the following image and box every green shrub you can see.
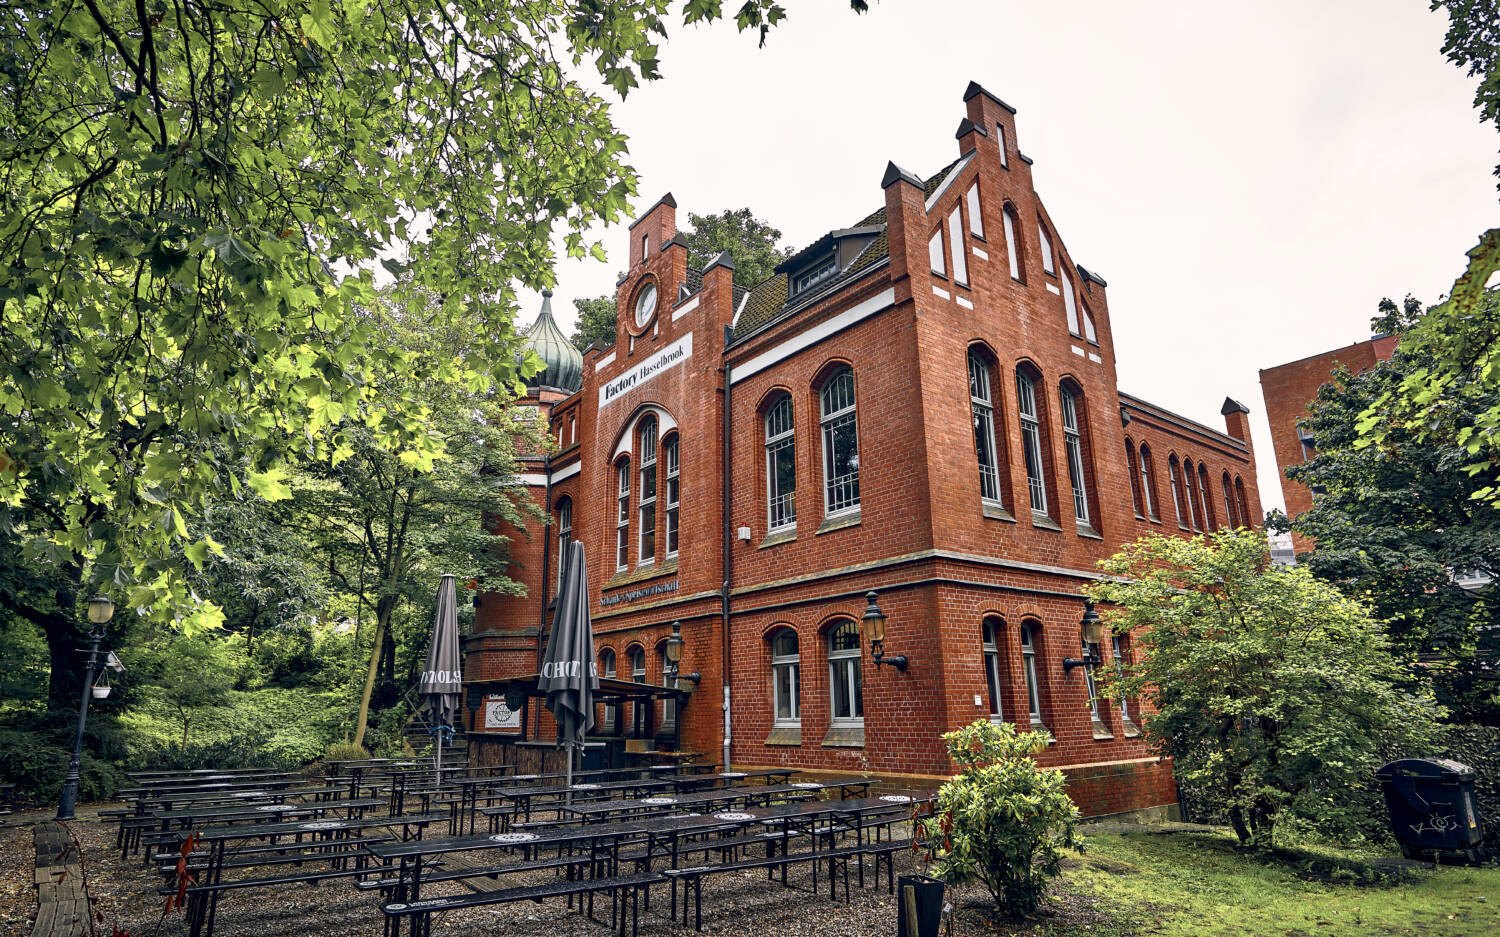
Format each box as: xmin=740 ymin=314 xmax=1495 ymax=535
xmin=0 ymin=728 xmax=127 ymax=805
xmin=325 ymin=741 xmax=370 ymax=762
xmin=919 ymin=719 xmax=1082 ymax=918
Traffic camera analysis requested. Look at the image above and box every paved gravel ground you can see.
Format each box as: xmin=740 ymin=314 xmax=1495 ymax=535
xmin=3 ymin=805 xmax=1112 ymax=937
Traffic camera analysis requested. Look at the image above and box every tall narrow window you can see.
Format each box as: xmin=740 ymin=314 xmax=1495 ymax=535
xmin=1183 ymin=459 xmax=1202 ymax=531
xmin=1081 ymin=304 xmax=1099 ymax=344
xmin=1235 ymin=477 xmax=1251 ymax=527
xmin=1198 ymin=464 xmax=1217 ymax=530
xmin=771 ymin=630 xmax=800 ymax=726
xmin=664 ymin=435 xmax=680 ymax=557
xmin=1082 ymin=637 xmax=1103 ymax=720
xmin=556 ymin=497 xmax=573 ymax=591
xmin=1002 ymin=206 xmax=1021 ymax=281
xmin=1222 ymin=472 xmax=1237 ymax=528
xmin=629 ymin=646 xmax=647 ymax=736
xmin=615 ymin=459 xmax=630 ymax=570
xmin=969 ymin=352 xmax=1002 ymax=505
xmin=995 ymin=123 xmax=1009 ymax=168
xmin=1060 ymin=388 xmax=1090 ymax=526
xmin=1016 ymin=370 xmax=1048 ymax=517
xmin=966 ymin=184 xmax=984 ymax=238
xmin=658 ymin=644 xmax=675 ymax=731
xmin=765 ymin=395 xmax=797 ymax=532
xmin=1139 ymin=444 xmax=1160 ymax=520
xmin=1125 ymin=441 xmax=1143 ymax=517
xmin=828 ymin=621 xmax=864 ymax=724
xmin=1111 ymin=634 xmax=1135 ymax=726
xmin=1039 ymin=223 xmax=1055 ymax=275
xmin=1168 ymin=456 xmax=1188 ymax=529
xmin=929 ymin=229 xmax=946 ymax=277
xmin=1062 ymin=269 xmax=1080 ymax=335
xmin=948 ymin=208 xmax=968 ymax=285
xmin=638 ymin=418 xmax=657 ymax=565
xmin=1020 ymin=623 xmax=1043 ymax=725
xmin=600 ymin=648 xmax=617 ymax=732
xmin=820 ymin=368 xmax=860 ymax=515
xmin=982 ymin=619 xmax=1004 ymax=721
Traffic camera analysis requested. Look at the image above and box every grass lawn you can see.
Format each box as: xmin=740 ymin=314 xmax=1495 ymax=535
xmin=1047 ymin=829 xmax=1498 ymax=937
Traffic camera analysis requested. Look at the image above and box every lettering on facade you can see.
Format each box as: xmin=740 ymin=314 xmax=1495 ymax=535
xmin=599 ymin=334 xmax=693 ymax=410
xmin=599 ymin=579 xmax=679 ymax=607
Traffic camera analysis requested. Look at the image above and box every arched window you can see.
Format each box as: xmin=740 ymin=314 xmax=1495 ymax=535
xmin=1059 ymin=385 xmax=1093 ymax=528
xmin=1139 ymin=444 xmax=1160 ymax=521
xmin=657 ymin=642 xmax=675 ymax=731
xmin=555 ymin=496 xmax=572 ymax=591
xmin=1183 ymin=459 xmax=1202 ymax=531
xmin=819 ymin=368 xmax=860 ymax=516
xmin=599 ymin=648 xmax=617 ymax=732
xmin=1198 ymin=464 xmax=1217 ymax=530
xmin=1110 ymin=634 xmax=1136 ymax=729
xmin=1235 ymin=477 xmax=1251 ymax=527
xmin=982 ymin=618 xmax=1005 ymax=721
xmin=664 ymin=433 xmax=680 ymax=558
xmin=1001 ymin=204 xmax=1022 ymax=281
xmin=765 ymin=394 xmax=797 ymax=532
xmin=1038 ymin=221 xmax=1056 ymax=275
xmin=969 ymin=351 xmax=1005 ymax=507
xmin=614 ymin=459 xmax=631 ymax=571
xmin=1020 ymin=622 xmax=1045 ymax=727
xmin=827 ymin=621 xmax=863 ymax=725
xmin=1016 ymin=368 xmax=1050 ymax=518
xmin=1222 ymin=472 xmax=1238 ymax=528
xmin=1168 ymin=455 xmax=1188 ymax=530
xmin=1062 ymin=268 xmax=1080 ymax=336
xmin=638 ymin=417 xmax=658 ymax=565
xmin=1125 ymin=440 xmax=1144 ymax=518
xmin=770 ymin=629 xmax=801 ymax=726
xmin=628 ymin=645 xmax=647 ymax=736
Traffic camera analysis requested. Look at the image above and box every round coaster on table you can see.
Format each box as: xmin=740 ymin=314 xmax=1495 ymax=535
xmin=641 ymin=797 xmax=678 ymax=805
xmin=298 ymin=820 xmax=344 ymax=830
xmin=713 ymin=812 xmax=755 ymax=821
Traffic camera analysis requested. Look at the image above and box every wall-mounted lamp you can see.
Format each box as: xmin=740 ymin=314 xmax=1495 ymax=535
xmin=860 ymin=591 xmax=908 ymax=671
xmin=665 ymin=621 xmax=701 ymax=691
xmin=1062 ymin=599 xmax=1105 ymax=672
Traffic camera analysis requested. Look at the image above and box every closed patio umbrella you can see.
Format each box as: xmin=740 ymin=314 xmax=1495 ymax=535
xmin=419 ymin=573 xmax=463 ymax=786
xmin=539 ymin=541 xmax=597 ymax=790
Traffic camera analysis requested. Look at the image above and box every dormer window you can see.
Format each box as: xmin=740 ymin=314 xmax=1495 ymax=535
xmin=792 ymin=255 xmax=838 ymax=296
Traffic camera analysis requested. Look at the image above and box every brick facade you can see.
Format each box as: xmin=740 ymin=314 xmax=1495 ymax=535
xmin=1259 ymin=335 xmax=1396 ymax=553
xmin=467 ymin=82 xmax=1264 ymax=819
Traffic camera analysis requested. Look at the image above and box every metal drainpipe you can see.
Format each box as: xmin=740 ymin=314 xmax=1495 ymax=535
xmin=535 ymin=450 xmax=552 ymax=739
xmin=720 ymin=354 xmax=733 ymax=772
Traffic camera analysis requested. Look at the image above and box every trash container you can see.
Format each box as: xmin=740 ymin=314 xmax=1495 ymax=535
xmin=1376 ymin=758 xmax=1486 ymax=863
xmin=896 ymin=874 xmax=944 ymax=937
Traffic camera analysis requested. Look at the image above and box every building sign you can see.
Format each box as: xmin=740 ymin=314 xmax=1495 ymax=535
xmin=600 ymin=579 xmax=678 ymax=607
xmin=483 ymin=696 xmax=522 ymax=731
xmin=599 ymin=333 xmax=693 ymax=411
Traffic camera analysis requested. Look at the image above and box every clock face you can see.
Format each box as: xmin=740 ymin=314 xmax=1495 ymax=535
xmin=634 ymin=282 xmax=658 ymax=328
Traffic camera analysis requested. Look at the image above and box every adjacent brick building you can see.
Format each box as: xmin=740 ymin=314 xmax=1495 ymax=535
xmin=1259 ymin=334 xmax=1397 ymax=554
xmin=466 ymin=82 xmax=1263 ymax=819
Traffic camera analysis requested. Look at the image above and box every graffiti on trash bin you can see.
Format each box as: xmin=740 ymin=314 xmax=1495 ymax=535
xmin=1408 ymin=811 xmax=1457 ymax=836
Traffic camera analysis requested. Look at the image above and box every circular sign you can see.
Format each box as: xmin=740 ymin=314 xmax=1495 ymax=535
xmin=571 ymin=783 xmax=600 ymax=790
xmin=640 ymin=797 xmax=678 ymax=805
xmin=488 ymin=832 xmax=538 ymax=844
xmin=713 ymin=812 xmax=755 ymax=821
xmin=633 ymin=282 xmax=658 ymax=328
xmin=790 ymin=782 xmax=821 ymax=789
xmin=299 ymin=821 xmax=344 ymax=830
xmin=879 ymin=795 xmax=913 ymax=803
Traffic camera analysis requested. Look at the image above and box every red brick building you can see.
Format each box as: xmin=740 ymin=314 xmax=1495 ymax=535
xmin=467 ymin=83 xmax=1263 ymax=819
xmin=1259 ymin=334 xmax=1397 ymax=554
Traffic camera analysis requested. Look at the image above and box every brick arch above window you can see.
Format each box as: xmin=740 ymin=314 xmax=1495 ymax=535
xmin=609 ymin=404 xmax=678 ymax=460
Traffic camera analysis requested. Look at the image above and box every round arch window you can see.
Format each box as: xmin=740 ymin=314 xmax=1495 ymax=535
xmin=633 ymin=281 xmax=658 ymax=329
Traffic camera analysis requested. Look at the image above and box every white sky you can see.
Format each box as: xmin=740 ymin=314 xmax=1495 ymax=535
xmin=515 ymin=0 xmax=1497 ymax=516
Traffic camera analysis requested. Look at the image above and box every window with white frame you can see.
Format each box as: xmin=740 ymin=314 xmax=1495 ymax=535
xmin=1168 ymin=457 xmax=1188 ymax=529
xmin=658 ymin=644 xmax=675 ymax=730
xmin=1060 ymin=388 xmax=1091 ymax=526
xmin=928 ymin=229 xmax=945 ymax=277
xmin=629 ymin=646 xmax=646 ymax=736
xmin=1020 ymin=623 xmax=1043 ymax=725
xmin=771 ymin=630 xmax=800 ymax=725
xmin=969 ymin=352 xmax=1002 ymax=505
xmin=556 ymin=497 xmax=572 ymax=590
xmin=1039 ymin=223 xmax=1055 ymax=275
xmin=615 ymin=459 xmax=630 ymax=571
xmin=1222 ymin=473 xmax=1238 ymax=528
xmin=600 ymin=648 xmax=617 ymax=732
xmin=995 ymin=123 xmax=1009 ymax=168
xmin=638 ymin=418 xmax=657 ymax=564
xmin=1126 ymin=441 xmax=1143 ymax=517
xmin=948 ymin=207 xmax=968 ymax=285
xmin=1111 ymin=634 xmax=1133 ymax=724
xmin=765 ymin=395 xmax=797 ymax=532
xmin=1198 ymin=464 xmax=1217 ymax=530
xmin=1081 ymin=304 xmax=1098 ymax=344
xmin=1082 ymin=639 xmax=1103 ymax=720
xmin=793 ymin=256 xmax=837 ymax=296
xmin=1139 ymin=444 xmax=1160 ymax=520
xmin=664 ymin=435 xmax=680 ymax=557
xmin=820 ymin=369 xmax=861 ymax=516
xmin=966 ymin=184 xmax=984 ymax=238
xmin=1183 ymin=459 xmax=1202 ymax=531
xmin=1062 ymin=269 xmax=1080 ymax=335
xmin=1016 ymin=370 xmax=1048 ymax=517
xmin=1002 ymin=206 xmax=1021 ymax=280
xmin=982 ymin=619 xmax=1004 ymax=721
xmin=827 ymin=621 xmax=863 ymax=724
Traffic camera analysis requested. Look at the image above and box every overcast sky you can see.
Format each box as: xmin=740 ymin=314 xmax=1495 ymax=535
xmin=515 ymin=0 xmax=1496 ymax=516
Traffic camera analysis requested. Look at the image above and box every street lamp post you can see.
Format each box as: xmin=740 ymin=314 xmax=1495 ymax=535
xmin=56 ymin=596 xmax=115 ymax=821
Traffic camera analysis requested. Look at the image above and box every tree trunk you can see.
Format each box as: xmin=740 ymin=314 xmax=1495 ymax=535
xmin=352 ymin=593 xmax=398 ymax=749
